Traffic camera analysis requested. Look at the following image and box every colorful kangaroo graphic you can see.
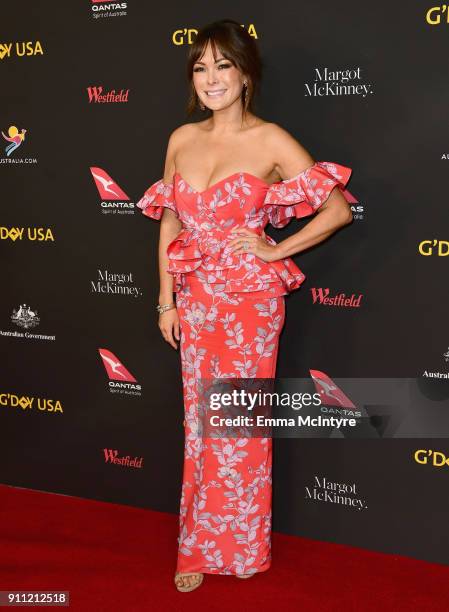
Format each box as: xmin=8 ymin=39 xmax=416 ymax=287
xmin=2 ymin=125 xmax=27 ymax=156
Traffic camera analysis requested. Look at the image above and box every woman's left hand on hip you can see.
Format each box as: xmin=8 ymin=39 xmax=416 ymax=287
xmin=228 ymin=228 xmax=281 ymax=263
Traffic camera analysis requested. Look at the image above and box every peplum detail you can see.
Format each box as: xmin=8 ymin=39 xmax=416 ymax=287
xmin=165 ymin=227 xmax=305 ymax=295
xmin=136 ymin=178 xmax=178 ymax=219
xmin=137 ymin=160 xmax=353 ymax=296
xmin=263 ymin=161 xmax=352 ymax=228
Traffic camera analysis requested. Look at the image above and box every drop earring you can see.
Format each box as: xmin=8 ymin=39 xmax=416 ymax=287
xmin=193 ymin=85 xmax=206 ymax=111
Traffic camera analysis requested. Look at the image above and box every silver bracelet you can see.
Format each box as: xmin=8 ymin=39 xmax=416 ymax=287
xmin=156 ymin=302 xmax=176 ymax=314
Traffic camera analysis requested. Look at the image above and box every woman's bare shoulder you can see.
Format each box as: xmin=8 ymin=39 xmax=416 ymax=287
xmin=168 ymin=122 xmax=199 ymax=145
xmin=261 ymin=122 xmax=314 ymax=178
xmin=261 ymin=121 xmax=303 ymax=147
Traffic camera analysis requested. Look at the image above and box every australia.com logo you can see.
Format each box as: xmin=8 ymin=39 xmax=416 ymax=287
xmin=98 ymin=348 xmax=142 ymax=396
xmin=90 ymin=0 xmax=127 ymax=19
xmin=90 ymin=167 xmax=135 ymax=215
xmin=1 ymin=124 xmax=37 ymax=164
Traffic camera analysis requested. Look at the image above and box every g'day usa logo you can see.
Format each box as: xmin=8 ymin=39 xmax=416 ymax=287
xmin=98 ymin=348 xmax=142 ymax=396
xmin=90 ymin=167 xmax=135 ymax=215
xmin=0 ymin=41 xmax=44 ymax=60
xmin=90 ymin=0 xmax=127 ymax=19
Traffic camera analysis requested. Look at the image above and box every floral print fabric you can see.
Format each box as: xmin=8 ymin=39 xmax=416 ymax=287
xmin=174 ymin=274 xmax=285 ymax=575
xmin=137 ymin=160 xmax=352 ymax=575
xmin=137 ymin=161 xmax=352 ymax=297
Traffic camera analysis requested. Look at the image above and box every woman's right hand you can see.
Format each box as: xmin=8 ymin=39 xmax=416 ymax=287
xmin=158 ymin=307 xmax=180 ymax=350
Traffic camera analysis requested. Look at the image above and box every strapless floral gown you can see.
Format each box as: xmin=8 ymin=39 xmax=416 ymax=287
xmin=137 ymin=161 xmax=352 ymax=576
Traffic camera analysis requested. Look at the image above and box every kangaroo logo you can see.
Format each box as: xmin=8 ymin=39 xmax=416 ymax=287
xmin=90 ymin=167 xmax=129 ymax=200
xmin=2 ymin=125 xmax=27 ymax=156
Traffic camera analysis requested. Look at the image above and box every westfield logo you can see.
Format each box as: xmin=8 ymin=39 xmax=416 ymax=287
xmin=310 ymin=288 xmax=363 ymax=307
xmin=103 ymin=449 xmax=143 ymax=468
xmin=87 ymin=86 xmax=129 ymax=103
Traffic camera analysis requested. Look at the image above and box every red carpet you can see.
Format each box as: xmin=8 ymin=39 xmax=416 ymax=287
xmin=0 ymin=483 xmax=448 ymax=611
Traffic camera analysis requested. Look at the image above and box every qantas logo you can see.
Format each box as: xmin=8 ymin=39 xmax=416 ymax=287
xmin=90 ymin=167 xmax=129 ymax=200
xmin=342 ymin=188 xmax=364 ymax=220
xmin=309 ymin=369 xmax=408 ymax=438
xmin=89 ymin=167 xmax=135 ymax=214
xmin=98 ymin=348 xmax=141 ymax=395
xmin=310 ymin=370 xmax=357 ymax=410
xmin=342 ymin=188 xmax=357 ymax=203
xmin=99 ymin=348 xmax=136 ymax=381
xmin=90 ymin=0 xmax=128 ymax=19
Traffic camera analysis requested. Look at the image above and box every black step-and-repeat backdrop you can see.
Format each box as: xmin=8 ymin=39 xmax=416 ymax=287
xmin=2 ymin=2 xmax=449 ymax=566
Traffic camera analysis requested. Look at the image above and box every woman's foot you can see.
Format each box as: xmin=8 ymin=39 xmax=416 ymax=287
xmin=174 ymin=572 xmax=204 ymax=592
xmin=236 ymin=572 xmax=253 ymax=579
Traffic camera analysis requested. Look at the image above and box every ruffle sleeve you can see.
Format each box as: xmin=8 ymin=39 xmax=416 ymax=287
xmin=136 ymin=177 xmax=178 ymax=220
xmin=263 ymin=161 xmax=352 ymax=229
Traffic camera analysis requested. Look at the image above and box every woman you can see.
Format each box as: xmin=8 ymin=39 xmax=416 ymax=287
xmin=137 ymin=19 xmax=353 ymax=592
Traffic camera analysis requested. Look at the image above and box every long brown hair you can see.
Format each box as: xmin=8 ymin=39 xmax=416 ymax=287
xmin=186 ymin=19 xmax=262 ymax=118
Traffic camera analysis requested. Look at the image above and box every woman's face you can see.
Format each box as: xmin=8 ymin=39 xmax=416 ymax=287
xmin=192 ymin=40 xmax=245 ymax=111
